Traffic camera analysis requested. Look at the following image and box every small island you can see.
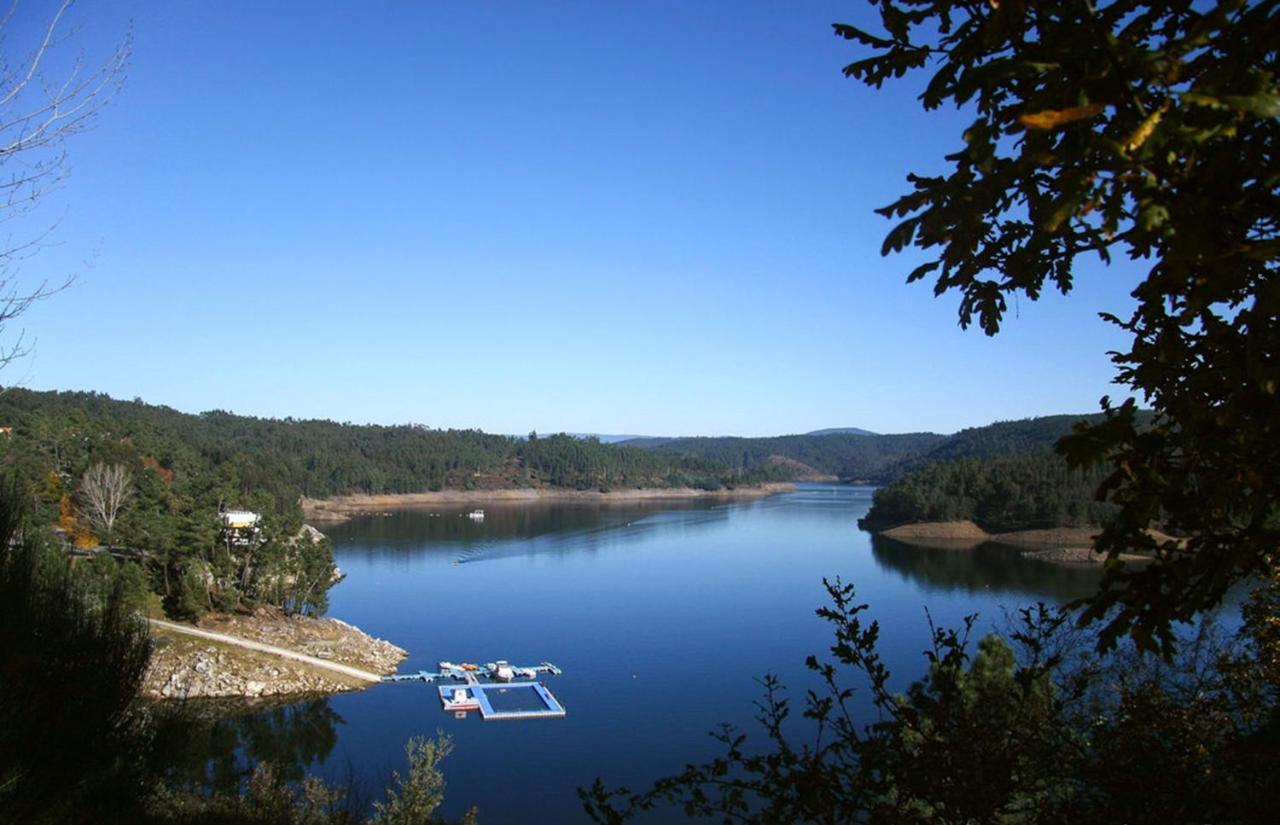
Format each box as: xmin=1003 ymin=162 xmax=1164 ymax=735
xmin=858 ymin=450 xmax=1176 ymax=565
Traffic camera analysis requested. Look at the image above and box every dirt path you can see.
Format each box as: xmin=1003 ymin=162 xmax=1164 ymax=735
xmin=148 ymin=618 xmax=383 ymax=683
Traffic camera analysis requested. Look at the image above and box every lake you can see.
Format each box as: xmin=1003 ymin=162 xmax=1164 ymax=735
xmin=169 ymin=484 xmax=1106 ymax=821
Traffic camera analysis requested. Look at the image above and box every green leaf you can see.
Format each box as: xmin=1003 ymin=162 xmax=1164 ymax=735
xmin=1220 ymin=93 xmax=1280 ymax=118
xmin=1138 ymin=203 xmax=1170 ymax=232
xmin=881 ymin=217 xmax=920 ymax=256
xmin=831 ymin=23 xmax=893 ymax=49
xmin=1042 ymin=190 xmax=1085 ymax=233
xmin=1185 ymin=91 xmax=1280 ymax=118
xmin=906 ymin=261 xmax=941 ymax=283
xmin=1018 ymin=104 xmax=1104 ymax=131
xmin=882 ymin=6 xmax=909 ymax=41
xmin=922 ymin=62 xmax=959 ymax=110
xmin=1182 ymin=92 xmax=1229 ymax=110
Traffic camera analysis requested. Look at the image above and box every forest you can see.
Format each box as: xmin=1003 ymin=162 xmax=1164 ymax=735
xmin=0 ymin=388 xmax=780 ymax=620
xmin=888 ymin=413 xmax=1122 ymax=472
xmin=627 ymin=415 xmax=1143 ymax=535
xmin=857 ymin=451 xmax=1116 ymax=533
xmin=623 ymin=411 xmax=1139 ymax=486
xmin=0 ymin=386 xmax=1154 ymax=617
xmin=622 ymin=431 xmax=946 ymax=481
xmin=855 ymin=412 xmax=1159 ymax=532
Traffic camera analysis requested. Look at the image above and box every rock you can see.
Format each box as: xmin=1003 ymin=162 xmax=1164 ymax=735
xmin=882 ymin=520 xmax=990 ymax=541
xmin=292 ymin=523 xmax=328 ymax=545
xmin=143 ymin=608 xmax=407 ymax=701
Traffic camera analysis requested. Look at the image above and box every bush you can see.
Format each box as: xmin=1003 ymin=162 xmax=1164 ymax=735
xmin=0 ymin=477 xmax=154 ymax=823
xmin=583 ymin=578 xmax=1280 ymax=823
xmin=373 ymin=734 xmax=477 ymax=825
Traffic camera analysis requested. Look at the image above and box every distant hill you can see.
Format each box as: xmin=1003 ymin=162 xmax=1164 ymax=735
xmin=564 ymin=433 xmax=658 ymax=444
xmin=0 ymin=389 xmax=783 ymax=508
xmin=764 ymin=454 xmax=837 ymax=482
xmin=885 ymin=413 xmax=1102 ymax=478
xmin=858 ymin=411 xmax=1155 ymax=533
xmin=917 ymin=414 xmax=1099 ymax=461
xmin=621 ymin=413 xmax=1153 ymax=484
xmin=620 ymin=432 xmax=947 ymax=482
xmin=617 ymin=436 xmax=676 ymax=449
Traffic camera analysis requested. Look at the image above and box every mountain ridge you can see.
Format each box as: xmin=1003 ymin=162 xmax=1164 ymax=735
xmin=619 ymin=413 xmax=1129 ymax=483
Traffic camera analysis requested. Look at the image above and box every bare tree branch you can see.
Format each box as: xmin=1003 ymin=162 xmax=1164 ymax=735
xmin=0 ymin=0 xmax=129 ymax=373
xmin=76 ymin=461 xmax=131 ymax=546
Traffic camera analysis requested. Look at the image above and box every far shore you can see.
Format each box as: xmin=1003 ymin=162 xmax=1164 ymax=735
xmin=301 ymin=482 xmax=796 ymax=524
xmin=877 ymin=520 xmax=1161 ymax=565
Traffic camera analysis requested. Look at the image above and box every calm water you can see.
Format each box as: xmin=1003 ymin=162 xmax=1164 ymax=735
xmin=171 ymin=485 xmax=1105 ymax=821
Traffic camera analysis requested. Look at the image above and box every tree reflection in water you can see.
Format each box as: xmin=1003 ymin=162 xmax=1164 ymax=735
xmin=870 ymin=535 xmax=1103 ymax=603
xmin=151 ymin=698 xmax=344 ymax=797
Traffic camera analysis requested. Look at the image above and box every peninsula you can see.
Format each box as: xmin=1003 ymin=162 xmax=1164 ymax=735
xmin=143 ymin=609 xmax=407 ymax=699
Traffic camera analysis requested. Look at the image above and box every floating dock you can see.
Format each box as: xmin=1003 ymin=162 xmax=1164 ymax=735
xmin=384 ymin=660 xmax=566 ymax=721
xmin=439 ymin=681 xmax=565 ymax=720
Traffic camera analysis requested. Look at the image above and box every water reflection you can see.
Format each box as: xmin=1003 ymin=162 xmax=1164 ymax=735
xmin=746 ymin=487 xmax=877 ymax=531
xmin=152 ymin=698 xmax=343 ymax=796
xmin=870 ymin=535 xmax=1103 ymax=602
xmin=178 ymin=485 xmax=1122 ymax=822
xmin=326 ymin=500 xmax=733 ymax=565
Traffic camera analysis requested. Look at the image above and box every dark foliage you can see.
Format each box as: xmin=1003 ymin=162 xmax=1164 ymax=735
xmin=582 ymin=3 xmax=1280 ymax=819
xmin=626 ymin=432 xmax=946 ymax=481
xmin=836 ymin=0 xmax=1279 ymax=654
xmin=860 ymin=451 xmax=1115 ymax=533
xmin=0 ymin=477 xmax=155 ymax=824
xmin=583 ymin=578 xmax=1280 ymax=823
xmin=887 ymin=412 xmax=1151 ymax=476
xmin=0 ymin=388 xmax=773 ymax=502
xmin=626 ymin=413 xmax=1148 ymax=484
xmin=0 ymin=388 xmax=772 ymax=620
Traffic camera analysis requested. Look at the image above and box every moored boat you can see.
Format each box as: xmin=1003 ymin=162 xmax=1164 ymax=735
xmin=441 ymin=686 xmax=480 ymax=712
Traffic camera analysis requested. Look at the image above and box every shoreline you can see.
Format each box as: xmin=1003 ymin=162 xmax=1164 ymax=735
xmin=143 ymin=609 xmax=406 ymax=700
xmin=877 ymin=520 xmax=1157 ymax=565
xmin=301 ymin=482 xmax=796 ymax=524
xmin=152 ymin=485 xmax=793 ymax=699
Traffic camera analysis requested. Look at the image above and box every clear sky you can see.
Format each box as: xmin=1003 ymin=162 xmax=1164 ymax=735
xmin=10 ymin=1 xmax=1141 ymax=437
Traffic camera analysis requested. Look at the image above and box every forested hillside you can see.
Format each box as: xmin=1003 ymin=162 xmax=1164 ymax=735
xmin=858 ymin=452 xmax=1115 ymax=533
xmin=621 ymin=432 xmax=946 ymax=481
xmin=0 ymin=388 xmax=1145 ymax=607
xmin=621 ymin=413 xmax=1137 ymax=483
xmin=0 ymin=389 xmax=779 ymax=502
xmin=884 ymin=412 xmax=1152 ymax=475
xmin=620 ymin=413 xmax=1138 ymax=534
xmin=0 ymin=389 xmax=780 ymax=621
xmin=857 ymin=412 xmax=1159 ymax=533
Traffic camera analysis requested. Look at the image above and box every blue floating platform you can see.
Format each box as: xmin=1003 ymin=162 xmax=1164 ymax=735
xmin=439 ymin=682 xmax=566 ymax=721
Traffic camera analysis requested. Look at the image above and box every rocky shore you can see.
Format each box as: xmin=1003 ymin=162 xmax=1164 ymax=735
xmin=301 ymin=482 xmax=795 ymax=524
xmin=143 ymin=608 xmax=406 ymax=700
xmin=880 ymin=520 xmax=992 ymax=548
xmin=878 ymin=520 xmax=1162 ymax=565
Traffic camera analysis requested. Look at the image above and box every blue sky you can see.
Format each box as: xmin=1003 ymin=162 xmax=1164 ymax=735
xmin=11 ymin=1 xmax=1141 ymax=436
